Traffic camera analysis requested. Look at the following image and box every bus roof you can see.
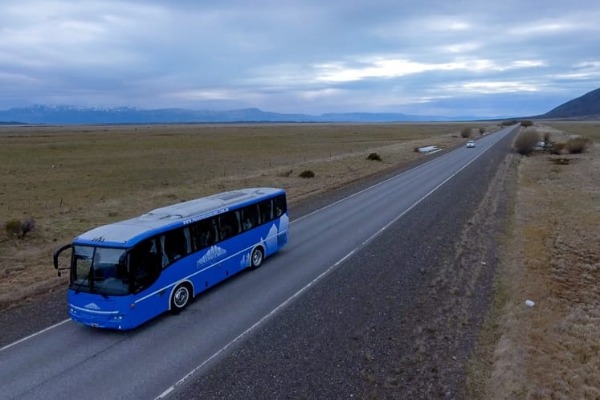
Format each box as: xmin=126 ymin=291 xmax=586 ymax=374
xmin=74 ymin=187 xmax=285 ymax=247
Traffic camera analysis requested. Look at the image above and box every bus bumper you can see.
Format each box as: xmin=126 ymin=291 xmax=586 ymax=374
xmin=69 ymin=305 xmax=132 ymax=330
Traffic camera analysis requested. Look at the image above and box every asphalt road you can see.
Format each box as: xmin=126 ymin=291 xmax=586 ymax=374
xmin=0 ymin=125 xmax=519 ymax=400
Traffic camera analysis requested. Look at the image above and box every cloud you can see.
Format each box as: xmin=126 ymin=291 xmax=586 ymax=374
xmin=0 ymin=0 xmax=599 ymax=116
xmin=442 ymin=81 xmax=542 ymax=94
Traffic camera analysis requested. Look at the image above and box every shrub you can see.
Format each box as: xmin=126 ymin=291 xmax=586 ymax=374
xmin=566 ymin=137 xmax=592 ymax=154
xmin=299 ymin=170 xmax=315 ymax=178
xmin=543 ymin=131 xmax=552 ymax=143
xmin=479 ymin=127 xmax=485 ymax=135
xmin=460 ymin=127 xmax=472 ymax=138
xmin=5 ymin=217 xmax=36 ymax=238
xmin=514 ymin=129 xmax=541 ymax=155
xmin=520 ymin=120 xmax=534 ymax=128
xmin=5 ymin=219 xmax=21 ymax=237
xmin=21 ymin=217 xmax=36 ymax=237
xmin=550 ymin=143 xmax=567 ymax=155
xmin=366 ymin=152 xmax=382 ymax=161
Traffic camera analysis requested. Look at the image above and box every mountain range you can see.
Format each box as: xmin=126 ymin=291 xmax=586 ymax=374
xmin=0 ymin=105 xmax=485 ymax=125
xmin=1 ymin=87 xmax=599 ymax=124
xmin=537 ymin=87 xmax=600 ymax=119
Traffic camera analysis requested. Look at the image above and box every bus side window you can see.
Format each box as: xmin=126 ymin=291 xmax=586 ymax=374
xmin=218 ymin=211 xmax=240 ymax=241
xmin=274 ymin=195 xmax=287 ymax=217
xmin=259 ymin=200 xmax=273 ymax=223
xmin=191 ymin=218 xmax=217 ymax=250
xmin=241 ymin=205 xmax=259 ymax=231
xmin=163 ymin=229 xmax=189 ymax=264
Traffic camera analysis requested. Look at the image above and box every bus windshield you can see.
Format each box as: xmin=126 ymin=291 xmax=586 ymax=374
xmin=71 ymin=246 xmax=129 ymax=296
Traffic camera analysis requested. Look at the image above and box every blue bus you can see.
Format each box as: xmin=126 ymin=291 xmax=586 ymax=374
xmin=53 ymin=188 xmax=289 ymax=330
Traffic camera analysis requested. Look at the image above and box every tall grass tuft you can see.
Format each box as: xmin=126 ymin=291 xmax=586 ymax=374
xmin=5 ymin=217 xmax=36 ymax=238
xmin=550 ymin=143 xmax=567 ymax=155
xmin=520 ymin=120 xmax=534 ymax=128
xmin=299 ymin=170 xmax=315 ymax=178
xmin=566 ymin=137 xmax=592 ymax=154
xmin=366 ymin=153 xmax=382 ymax=161
xmin=514 ymin=129 xmax=541 ymax=155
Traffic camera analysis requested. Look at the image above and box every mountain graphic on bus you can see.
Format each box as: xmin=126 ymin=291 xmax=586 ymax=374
xmin=197 ymin=245 xmax=227 ymax=267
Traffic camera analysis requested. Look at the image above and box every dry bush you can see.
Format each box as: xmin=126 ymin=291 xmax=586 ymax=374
xmin=566 ymin=137 xmax=592 ymax=154
xmin=543 ymin=132 xmax=551 ymax=143
xmin=366 ymin=152 xmax=382 ymax=161
xmin=514 ymin=129 xmax=541 ymax=155
xmin=550 ymin=143 xmax=567 ymax=155
xmin=4 ymin=219 xmax=20 ymax=237
xmin=520 ymin=120 xmax=534 ymax=128
xmin=461 ymin=127 xmax=472 ymax=138
xmin=4 ymin=217 xmax=36 ymax=238
xmin=299 ymin=170 xmax=315 ymax=178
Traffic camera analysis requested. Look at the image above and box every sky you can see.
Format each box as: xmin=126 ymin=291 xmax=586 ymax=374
xmin=1 ymin=0 xmax=599 ymax=118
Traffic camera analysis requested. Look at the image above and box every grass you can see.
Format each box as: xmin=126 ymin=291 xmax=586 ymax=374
xmin=0 ymin=122 xmax=487 ymax=309
xmin=3 ymin=121 xmax=597 ymax=397
xmin=542 ymin=121 xmax=600 ymax=142
xmin=467 ymin=123 xmax=600 ymax=398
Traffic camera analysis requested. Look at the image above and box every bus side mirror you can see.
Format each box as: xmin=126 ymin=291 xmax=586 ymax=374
xmin=53 ymin=244 xmax=72 ymax=277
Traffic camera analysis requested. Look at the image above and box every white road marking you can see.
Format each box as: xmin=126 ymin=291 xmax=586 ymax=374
xmin=0 ymin=319 xmax=70 ymax=352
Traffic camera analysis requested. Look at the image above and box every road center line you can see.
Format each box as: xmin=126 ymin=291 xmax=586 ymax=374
xmin=0 ymin=319 xmax=70 ymax=352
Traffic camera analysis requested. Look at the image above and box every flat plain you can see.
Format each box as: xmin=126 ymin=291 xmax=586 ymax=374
xmin=0 ymin=122 xmax=483 ymax=309
xmin=1 ymin=121 xmax=597 ymax=398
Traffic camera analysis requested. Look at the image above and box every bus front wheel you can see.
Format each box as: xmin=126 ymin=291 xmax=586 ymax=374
xmin=250 ymin=247 xmax=264 ymax=269
xmin=171 ymin=283 xmax=192 ymax=313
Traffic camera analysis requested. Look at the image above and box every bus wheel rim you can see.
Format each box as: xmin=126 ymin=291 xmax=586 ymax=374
xmin=252 ymin=248 xmax=263 ymax=267
xmin=174 ymin=286 xmax=189 ymax=308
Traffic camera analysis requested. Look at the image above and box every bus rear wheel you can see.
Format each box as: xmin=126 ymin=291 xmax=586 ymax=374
xmin=171 ymin=283 xmax=192 ymax=313
xmin=250 ymin=247 xmax=264 ymax=269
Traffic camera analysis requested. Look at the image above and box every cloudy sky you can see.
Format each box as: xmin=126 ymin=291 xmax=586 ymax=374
xmin=1 ymin=0 xmax=599 ymax=118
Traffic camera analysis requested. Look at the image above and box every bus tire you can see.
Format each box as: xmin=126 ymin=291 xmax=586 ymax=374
xmin=250 ymin=247 xmax=264 ymax=269
xmin=171 ymin=283 xmax=192 ymax=313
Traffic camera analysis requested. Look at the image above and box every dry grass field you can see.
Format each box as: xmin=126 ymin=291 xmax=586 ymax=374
xmin=3 ymin=121 xmax=598 ymax=398
xmin=468 ymin=122 xmax=600 ymax=399
xmin=0 ymin=122 xmax=485 ymax=310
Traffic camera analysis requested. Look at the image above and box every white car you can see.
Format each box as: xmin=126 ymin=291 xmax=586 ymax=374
xmin=466 ymin=140 xmax=475 ymax=148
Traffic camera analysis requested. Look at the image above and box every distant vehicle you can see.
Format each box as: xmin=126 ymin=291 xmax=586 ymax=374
xmin=466 ymin=140 xmax=475 ymax=148
xmin=53 ymin=188 xmax=289 ymax=330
